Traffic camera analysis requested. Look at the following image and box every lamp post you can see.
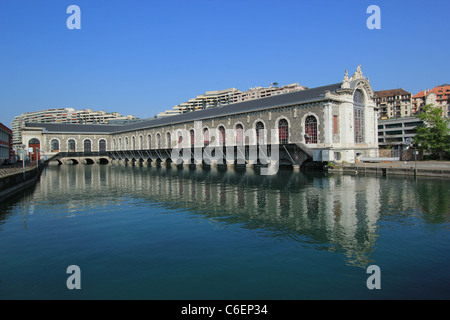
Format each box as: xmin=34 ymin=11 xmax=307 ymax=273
xmin=36 ymin=148 xmax=40 ymax=171
xmin=21 ymin=144 xmax=26 ymax=179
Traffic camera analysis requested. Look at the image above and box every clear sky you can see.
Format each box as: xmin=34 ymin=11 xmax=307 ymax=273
xmin=1 ymin=0 xmax=449 ymax=127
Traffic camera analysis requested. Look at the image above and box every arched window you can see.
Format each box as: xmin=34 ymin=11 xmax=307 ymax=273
xmin=218 ymin=126 xmax=226 ymax=145
xmin=139 ymin=135 xmax=143 ymax=150
xmin=354 ymin=90 xmax=365 ymax=143
xmin=112 ymin=139 xmax=116 ymax=151
xmin=256 ymin=121 xmax=264 ymax=145
xmin=125 ymin=137 xmax=129 ymax=150
xmin=156 ymin=133 xmax=161 ymax=149
xmin=51 ymin=139 xmax=59 ymax=152
xmin=177 ymin=131 xmax=183 ymax=148
xmin=305 ymin=116 xmax=318 ymax=144
xmin=190 ymin=129 xmax=195 ymax=147
xmin=166 ymin=132 xmax=171 ymax=148
xmin=118 ymin=138 xmax=122 ymax=150
xmin=148 ymin=134 xmax=152 ymax=149
xmin=203 ymin=128 xmax=210 ymax=147
xmin=84 ymin=139 xmax=92 ymax=153
xmin=68 ymin=139 xmax=76 ymax=152
xmin=236 ymin=124 xmax=244 ymax=146
xmin=278 ymin=119 xmax=289 ymax=144
xmin=99 ymin=139 xmax=107 ymax=152
xmin=132 ymin=136 xmax=136 ymax=150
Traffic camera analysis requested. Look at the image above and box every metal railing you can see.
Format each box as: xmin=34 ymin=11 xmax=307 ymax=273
xmin=0 ymin=161 xmax=40 ymax=178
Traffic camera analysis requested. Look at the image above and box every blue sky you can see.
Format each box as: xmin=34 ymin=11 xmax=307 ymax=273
xmin=1 ymin=0 xmax=449 ymax=127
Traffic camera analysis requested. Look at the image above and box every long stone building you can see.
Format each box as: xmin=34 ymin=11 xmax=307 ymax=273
xmin=20 ymin=66 xmax=379 ymax=170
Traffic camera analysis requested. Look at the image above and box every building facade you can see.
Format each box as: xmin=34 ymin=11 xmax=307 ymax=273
xmin=0 ymin=123 xmax=13 ymax=163
xmin=377 ymin=116 xmax=424 ymax=147
xmin=12 ymin=108 xmax=136 ymax=150
xmin=21 ymin=66 xmax=379 ymax=166
xmin=412 ymin=84 xmax=450 ymax=117
xmin=375 ymin=89 xmax=412 ymax=120
xmin=157 ymin=83 xmax=307 ymax=118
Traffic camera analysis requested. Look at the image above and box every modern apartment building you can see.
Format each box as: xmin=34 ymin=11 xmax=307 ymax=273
xmin=157 ymin=83 xmax=307 ymax=118
xmin=377 ymin=116 xmax=424 ymax=147
xmin=12 ymin=108 xmax=136 ymax=149
xmin=0 ymin=123 xmax=13 ymax=163
xmin=412 ymin=84 xmax=450 ymax=118
xmin=375 ymin=89 xmax=412 ymax=120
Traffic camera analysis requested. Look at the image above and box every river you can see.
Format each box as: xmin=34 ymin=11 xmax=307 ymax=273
xmin=0 ymin=164 xmax=449 ymax=299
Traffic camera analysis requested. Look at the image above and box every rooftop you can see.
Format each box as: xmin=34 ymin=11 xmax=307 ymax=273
xmin=25 ymin=82 xmax=343 ymax=134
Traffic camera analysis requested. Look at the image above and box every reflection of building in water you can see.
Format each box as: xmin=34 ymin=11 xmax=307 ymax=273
xmin=40 ymin=165 xmax=382 ymax=267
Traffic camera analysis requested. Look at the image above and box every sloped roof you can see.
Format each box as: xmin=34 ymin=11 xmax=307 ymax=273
xmin=25 ymin=82 xmax=343 ymax=134
xmin=375 ymin=88 xmax=411 ymax=98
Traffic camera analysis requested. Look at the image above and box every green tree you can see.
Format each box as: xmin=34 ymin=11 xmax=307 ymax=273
xmin=414 ymin=104 xmax=450 ymax=160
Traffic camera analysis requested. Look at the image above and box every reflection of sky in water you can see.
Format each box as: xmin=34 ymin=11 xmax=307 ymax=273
xmin=21 ymin=165 xmax=450 ymax=268
xmin=0 ymin=164 xmax=449 ymax=299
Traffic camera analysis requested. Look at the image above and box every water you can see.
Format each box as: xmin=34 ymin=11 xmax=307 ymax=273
xmin=0 ymin=164 xmax=449 ymax=300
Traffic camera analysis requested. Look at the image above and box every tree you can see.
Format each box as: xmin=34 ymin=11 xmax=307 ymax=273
xmin=414 ymin=104 xmax=450 ymax=160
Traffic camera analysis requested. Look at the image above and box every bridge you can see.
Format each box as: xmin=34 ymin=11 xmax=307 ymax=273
xmin=49 ymin=142 xmax=313 ymax=170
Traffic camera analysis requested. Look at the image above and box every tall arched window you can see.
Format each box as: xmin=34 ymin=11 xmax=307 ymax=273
xmin=278 ymin=119 xmax=289 ymax=144
xmin=235 ymin=124 xmax=244 ymax=146
xmin=157 ymin=133 xmax=161 ymax=149
xmin=139 ymin=135 xmax=143 ymax=150
xmin=84 ymin=139 xmax=92 ymax=153
xmin=218 ymin=126 xmax=225 ymax=145
xmin=51 ymin=139 xmax=59 ymax=152
xmin=132 ymin=136 xmax=136 ymax=150
xmin=190 ymin=129 xmax=195 ymax=147
xmin=148 ymin=134 xmax=152 ymax=149
xmin=177 ymin=131 xmax=183 ymax=148
xmin=305 ymin=116 xmax=318 ymax=144
xmin=256 ymin=121 xmax=265 ymax=145
xmin=203 ymin=128 xmax=210 ymax=147
xmin=166 ymin=132 xmax=171 ymax=148
xmin=118 ymin=138 xmax=122 ymax=150
xmin=354 ymin=90 xmax=365 ymax=143
xmin=68 ymin=139 xmax=76 ymax=152
xmin=125 ymin=137 xmax=129 ymax=150
xmin=99 ymin=139 xmax=107 ymax=152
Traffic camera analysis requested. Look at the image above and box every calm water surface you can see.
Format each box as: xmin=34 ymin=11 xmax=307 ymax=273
xmin=0 ymin=164 xmax=449 ymax=299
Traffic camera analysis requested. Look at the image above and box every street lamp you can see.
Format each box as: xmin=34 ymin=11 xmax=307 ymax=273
xmin=21 ymin=144 xmax=26 ymax=179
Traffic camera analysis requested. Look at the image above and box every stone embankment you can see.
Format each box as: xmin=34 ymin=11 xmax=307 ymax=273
xmin=0 ymin=162 xmax=45 ymax=201
xmin=328 ymin=161 xmax=450 ymax=178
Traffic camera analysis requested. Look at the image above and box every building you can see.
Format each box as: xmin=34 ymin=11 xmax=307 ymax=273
xmin=21 ymin=66 xmax=379 ymax=166
xmin=412 ymin=84 xmax=450 ymax=118
xmin=157 ymin=83 xmax=307 ymax=118
xmin=12 ymin=108 xmax=136 ymax=150
xmin=375 ymin=89 xmax=412 ymax=119
xmin=0 ymin=123 xmax=13 ymax=164
xmin=377 ymin=116 xmax=424 ymax=147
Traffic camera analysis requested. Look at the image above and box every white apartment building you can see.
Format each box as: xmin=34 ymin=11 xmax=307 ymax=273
xmin=12 ymin=108 xmax=136 ymax=149
xmin=157 ymin=83 xmax=307 ymax=118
